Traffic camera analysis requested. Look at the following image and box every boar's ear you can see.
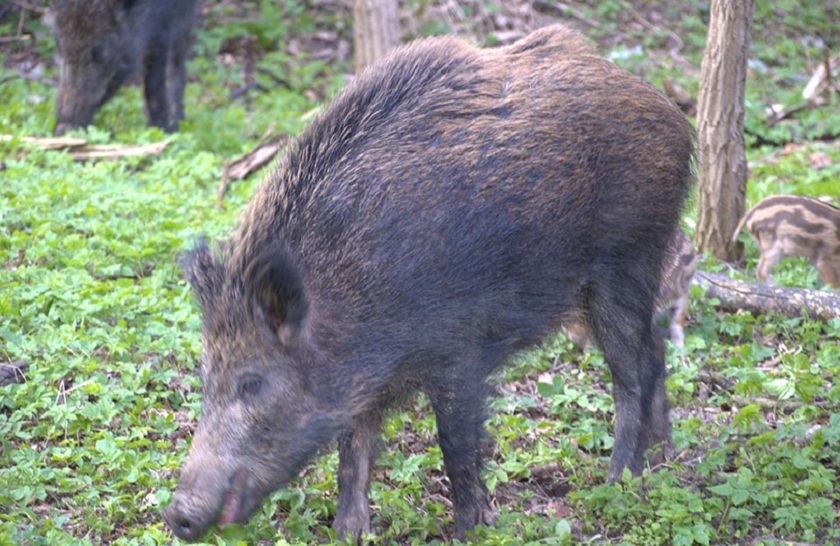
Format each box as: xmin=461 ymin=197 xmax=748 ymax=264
xmin=246 ymin=243 xmax=309 ymax=347
xmin=181 ymin=239 xmax=224 ymax=311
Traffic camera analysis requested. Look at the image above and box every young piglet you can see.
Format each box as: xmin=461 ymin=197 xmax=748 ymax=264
xmin=734 ymin=194 xmax=840 ymax=288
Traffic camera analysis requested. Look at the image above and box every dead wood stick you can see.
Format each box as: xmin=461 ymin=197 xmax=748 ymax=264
xmin=216 ymin=123 xmax=282 ymax=207
xmin=1 ymin=134 xmax=87 ymax=149
xmin=1 ymin=135 xmax=169 ymax=160
xmin=69 ymin=140 xmax=169 ymax=160
xmin=225 ymin=134 xmax=286 ymax=180
xmin=803 ymin=52 xmax=840 ymax=102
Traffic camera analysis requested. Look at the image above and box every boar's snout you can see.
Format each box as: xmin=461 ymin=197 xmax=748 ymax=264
xmin=163 ymin=502 xmax=205 ymax=542
xmin=53 ymin=84 xmax=96 ymax=135
xmin=164 ymin=451 xmax=254 ymax=542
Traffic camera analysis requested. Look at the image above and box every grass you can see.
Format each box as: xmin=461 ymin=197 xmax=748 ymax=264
xmin=1 ymin=1 xmax=839 ymax=544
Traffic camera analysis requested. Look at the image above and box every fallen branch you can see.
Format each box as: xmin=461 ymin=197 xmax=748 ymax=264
xmin=8 ymin=0 xmax=47 ymax=14
xmin=0 ymin=35 xmax=33 ymax=44
xmin=766 ymin=52 xmax=839 ymax=127
xmin=225 ymin=134 xmax=285 ymax=180
xmin=803 ymin=52 xmax=840 ymax=103
xmin=1 ymin=135 xmax=170 ymax=159
xmin=216 ymin=124 xmax=285 ymax=206
xmin=694 ymin=271 xmax=840 ymax=321
xmin=68 ymin=141 xmax=170 ymax=161
xmin=765 ymin=101 xmax=812 ymax=127
xmin=1 ymin=134 xmax=87 ymax=150
xmin=0 ymin=69 xmax=57 ymax=88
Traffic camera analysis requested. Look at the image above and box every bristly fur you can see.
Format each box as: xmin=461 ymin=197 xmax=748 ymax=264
xmin=167 ymin=24 xmax=696 ymax=543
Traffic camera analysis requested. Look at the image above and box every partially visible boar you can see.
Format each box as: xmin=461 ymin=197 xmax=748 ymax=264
xmin=163 ymin=25 xmax=695 ymax=542
xmin=734 ymin=194 xmax=840 ymax=288
xmin=565 ymin=229 xmax=696 ymax=348
xmin=47 ymin=0 xmax=199 ymax=135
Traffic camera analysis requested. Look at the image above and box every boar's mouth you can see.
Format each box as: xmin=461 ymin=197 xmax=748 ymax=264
xmin=217 ymin=467 xmax=252 ymax=527
xmin=166 ymin=466 xmax=264 ymax=542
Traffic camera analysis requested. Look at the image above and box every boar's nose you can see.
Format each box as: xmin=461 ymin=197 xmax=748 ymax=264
xmin=163 ymin=504 xmax=205 ymax=542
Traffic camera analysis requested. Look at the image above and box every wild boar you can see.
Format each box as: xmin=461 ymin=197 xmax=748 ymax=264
xmin=163 ymin=24 xmax=695 ymax=541
xmin=734 ymin=194 xmax=840 ymax=288
xmin=47 ymin=0 xmax=199 ymax=135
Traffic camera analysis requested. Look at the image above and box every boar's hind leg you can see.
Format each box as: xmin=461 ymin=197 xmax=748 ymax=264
xmin=427 ymin=374 xmax=497 ymax=540
xmin=334 ymin=409 xmax=382 ymax=540
xmin=592 ymin=290 xmax=671 ymax=482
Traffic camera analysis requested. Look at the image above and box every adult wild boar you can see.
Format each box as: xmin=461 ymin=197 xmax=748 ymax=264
xmin=47 ymin=0 xmax=199 ymax=135
xmin=164 ymin=25 xmax=694 ymax=541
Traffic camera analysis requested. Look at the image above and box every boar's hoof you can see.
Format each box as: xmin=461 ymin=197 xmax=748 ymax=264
xmin=334 ymin=508 xmax=371 ymax=542
xmin=645 ymin=440 xmax=674 ymax=469
xmin=54 ymin=122 xmax=74 ymax=136
xmin=453 ymin=500 xmax=498 ymax=541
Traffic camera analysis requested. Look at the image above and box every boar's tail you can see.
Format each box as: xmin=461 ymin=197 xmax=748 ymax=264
xmin=732 ymin=209 xmax=750 ymax=244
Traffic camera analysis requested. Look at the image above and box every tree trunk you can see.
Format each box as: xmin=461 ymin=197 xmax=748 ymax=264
xmin=353 ymin=0 xmax=400 ymax=73
xmin=695 ymin=0 xmax=755 ymax=262
xmin=695 ymin=272 xmax=840 ymax=321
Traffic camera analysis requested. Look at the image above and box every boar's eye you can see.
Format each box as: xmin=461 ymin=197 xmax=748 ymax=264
xmin=237 ymin=373 xmax=264 ymax=399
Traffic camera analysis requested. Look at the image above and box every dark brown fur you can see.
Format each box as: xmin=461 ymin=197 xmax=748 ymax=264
xmin=164 ymin=25 xmax=695 ymax=542
xmin=47 ymin=0 xmax=198 ymax=135
xmin=734 ymin=194 xmax=840 ymax=288
xmin=565 ymin=229 xmax=696 ymax=348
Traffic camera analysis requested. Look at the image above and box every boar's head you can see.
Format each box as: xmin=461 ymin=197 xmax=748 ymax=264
xmin=48 ymin=0 xmax=138 ymax=134
xmin=164 ymin=240 xmax=341 ymax=541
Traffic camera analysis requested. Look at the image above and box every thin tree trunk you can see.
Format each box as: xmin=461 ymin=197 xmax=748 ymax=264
xmin=353 ymin=0 xmax=400 ymax=73
xmin=695 ymin=0 xmax=755 ymax=262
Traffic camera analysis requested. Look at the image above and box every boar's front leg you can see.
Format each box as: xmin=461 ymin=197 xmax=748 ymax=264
xmin=143 ymin=43 xmax=173 ymax=132
xmin=816 ymin=254 xmax=840 ymax=289
xmin=166 ymin=27 xmax=192 ymax=130
xmin=334 ymin=409 xmax=382 ymax=540
xmin=427 ymin=370 xmax=497 ymax=540
xmin=755 ymin=242 xmax=784 ymax=285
